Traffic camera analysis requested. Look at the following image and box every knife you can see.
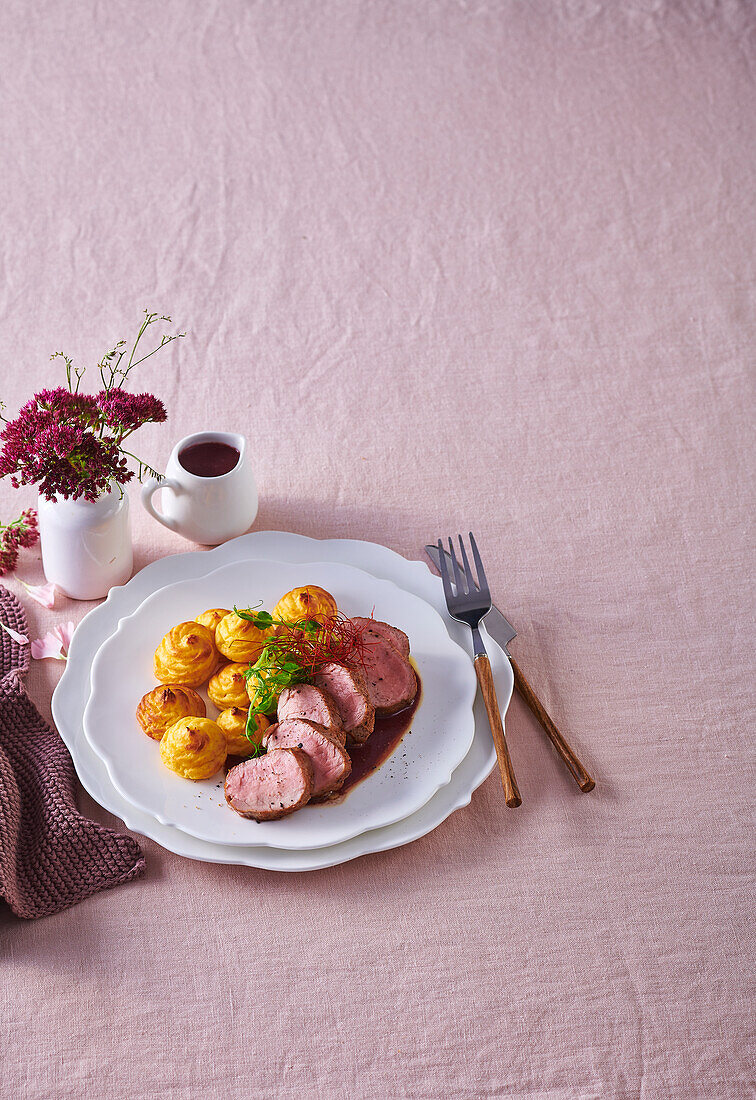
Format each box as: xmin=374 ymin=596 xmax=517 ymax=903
xmin=425 ymin=543 xmax=517 ymax=651
xmin=424 ymin=543 xmax=595 ymax=793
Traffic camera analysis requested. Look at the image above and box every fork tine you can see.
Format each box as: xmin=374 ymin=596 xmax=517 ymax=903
xmin=468 ymin=532 xmax=490 ymax=598
xmin=457 ymin=534 xmax=477 ymax=592
xmin=448 ymin=537 xmax=466 ymax=595
xmin=436 ymin=539 xmax=455 ymax=606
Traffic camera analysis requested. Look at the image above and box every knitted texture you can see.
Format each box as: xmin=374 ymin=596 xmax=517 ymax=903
xmin=0 ymin=586 xmax=145 ymax=919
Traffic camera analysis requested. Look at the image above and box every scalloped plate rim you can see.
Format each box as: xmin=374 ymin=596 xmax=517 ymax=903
xmin=82 ymin=555 xmax=478 ymax=849
xmin=52 ymin=531 xmax=507 ymax=871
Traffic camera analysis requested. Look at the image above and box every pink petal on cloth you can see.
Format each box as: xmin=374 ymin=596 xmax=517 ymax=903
xmin=52 ymin=621 xmax=75 ymax=649
xmin=31 ymin=630 xmax=67 ymax=661
xmin=0 ymin=620 xmax=29 ymax=646
xmin=21 ymin=581 xmax=56 ymax=609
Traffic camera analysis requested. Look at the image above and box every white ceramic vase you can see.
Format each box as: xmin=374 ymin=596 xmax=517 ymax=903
xmin=37 ymin=485 xmax=133 ymax=600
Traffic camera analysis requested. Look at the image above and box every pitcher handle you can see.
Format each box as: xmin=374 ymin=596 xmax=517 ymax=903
xmin=141 ymin=477 xmax=181 ymax=532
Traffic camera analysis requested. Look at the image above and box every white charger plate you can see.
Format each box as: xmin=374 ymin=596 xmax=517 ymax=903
xmin=84 ymin=558 xmax=477 ymax=849
xmin=52 ymin=532 xmax=509 ymax=871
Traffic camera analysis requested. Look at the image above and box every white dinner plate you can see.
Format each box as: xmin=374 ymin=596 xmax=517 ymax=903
xmin=52 ymin=532 xmax=509 ymax=870
xmin=83 ymin=558 xmax=477 ymax=849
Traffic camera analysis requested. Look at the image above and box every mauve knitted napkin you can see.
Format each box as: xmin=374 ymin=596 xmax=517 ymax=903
xmin=0 ymin=586 xmax=145 ymax=919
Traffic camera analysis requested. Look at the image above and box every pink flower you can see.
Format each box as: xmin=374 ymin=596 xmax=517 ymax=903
xmin=21 ymin=580 xmax=56 ymax=609
xmin=96 ymin=390 xmax=167 ymax=432
xmin=0 ymin=620 xmax=29 ymax=646
xmin=0 ymin=387 xmax=163 ymax=502
xmin=31 ymin=620 xmax=75 ymax=661
xmin=0 ymin=508 xmax=39 ymax=576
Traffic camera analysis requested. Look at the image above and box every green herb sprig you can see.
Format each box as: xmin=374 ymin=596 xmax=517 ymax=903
xmin=243 ymin=710 xmax=268 ymax=756
xmin=233 ymin=604 xmax=369 ymax=745
xmin=233 ymin=605 xmax=320 ymax=635
xmin=243 ymin=645 xmax=309 ymax=717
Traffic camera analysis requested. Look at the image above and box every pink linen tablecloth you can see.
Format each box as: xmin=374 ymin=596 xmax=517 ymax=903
xmin=1 ymin=1 xmax=754 ymax=1097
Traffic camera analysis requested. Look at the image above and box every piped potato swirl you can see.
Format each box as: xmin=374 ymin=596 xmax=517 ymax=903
xmin=160 ymin=716 xmax=227 ymax=780
xmin=208 ymin=663 xmax=252 ymax=710
xmin=195 ymin=608 xmax=230 ymax=642
xmin=153 ymin=621 xmax=219 ymax=687
xmin=272 ymin=585 xmax=338 ymax=627
xmin=215 ymin=611 xmax=270 ymax=663
xmin=217 ymin=707 xmax=269 ymax=756
xmin=136 ymin=684 xmax=206 ymax=741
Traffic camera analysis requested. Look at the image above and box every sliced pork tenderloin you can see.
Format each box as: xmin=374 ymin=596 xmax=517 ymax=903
xmin=313 ymin=662 xmax=375 ymax=744
xmin=224 ymin=748 xmax=313 ymax=821
xmin=357 ymin=633 xmax=417 ymax=716
xmin=277 ymin=684 xmax=345 ymax=746
xmin=351 ymin=617 xmax=410 ymax=660
xmin=265 ymin=718 xmax=351 ymax=796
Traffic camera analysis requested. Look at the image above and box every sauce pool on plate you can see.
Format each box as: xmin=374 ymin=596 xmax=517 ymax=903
xmin=319 ymin=676 xmax=422 ymax=802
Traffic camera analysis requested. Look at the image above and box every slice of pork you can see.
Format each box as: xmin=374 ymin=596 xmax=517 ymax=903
xmin=313 ymin=662 xmax=375 ymax=744
xmin=224 ymin=748 xmax=313 ymax=821
xmin=351 ymin=617 xmax=410 ymax=660
xmin=277 ymin=684 xmax=345 ymax=746
xmin=357 ymin=634 xmax=417 ymax=716
xmin=265 ymin=718 xmax=351 ymax=796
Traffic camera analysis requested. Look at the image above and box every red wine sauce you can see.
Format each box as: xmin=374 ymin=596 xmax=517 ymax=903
xmin=317 ymin=672 xmax=422 ymax=803
xmin=179 ymin=441 xmax=240 ymax=477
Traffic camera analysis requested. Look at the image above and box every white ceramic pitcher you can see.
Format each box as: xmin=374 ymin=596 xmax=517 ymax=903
xmin=141 ymin=431 xmax=257 ymax=545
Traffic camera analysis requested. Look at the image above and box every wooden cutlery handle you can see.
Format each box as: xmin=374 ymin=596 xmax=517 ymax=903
xmin=510 ymin=656 xmax=595 ymax=792
xmin=474 ymin=653 xmax=522 ymax=808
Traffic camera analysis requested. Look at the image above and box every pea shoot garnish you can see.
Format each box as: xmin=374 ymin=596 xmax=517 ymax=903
xmin=234 ymin=606 xmax=369 ymax=737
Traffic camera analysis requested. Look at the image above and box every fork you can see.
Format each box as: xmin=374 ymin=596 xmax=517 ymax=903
xmin=436 ymin=533 xmax=522 ymax=807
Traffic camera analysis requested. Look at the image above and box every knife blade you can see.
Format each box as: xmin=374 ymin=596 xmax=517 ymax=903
xmin=424 ymin=544 xmax=517 ymax=650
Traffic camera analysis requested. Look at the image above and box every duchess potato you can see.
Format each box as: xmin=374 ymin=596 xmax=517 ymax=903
xmin=195 ymin=608 xmax=230 ymax=642
xmin=272 ymin=585 xmax=337 ymax=626
xmin=136 ymin=685 xmax=206 ymax=741
xmin=154 ymin=621 xmax=218 ymax=687
xmin=215 ymin=611 xmax=270 ymax=663
xmin=207 ymin=663 xmax=251 ymax=710
xmin=160 ymin=717 xmax=227 ymax=780
xmin=217 ymin=707 xmax=270 ymax=756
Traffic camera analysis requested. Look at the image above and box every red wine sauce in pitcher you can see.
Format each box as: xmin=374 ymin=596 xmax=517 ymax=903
xmin=178 ymin=441 xmax=240 ymax=477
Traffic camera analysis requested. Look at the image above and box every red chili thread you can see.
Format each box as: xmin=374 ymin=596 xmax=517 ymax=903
xmin=270 ymin=613 xmax=374 ymax=674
